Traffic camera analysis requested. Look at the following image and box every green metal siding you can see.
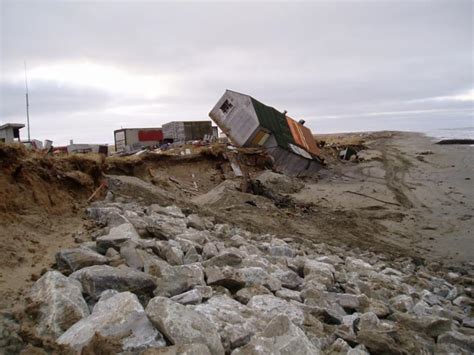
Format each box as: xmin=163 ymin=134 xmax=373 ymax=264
xmin=250 ymin=97 xmax=295 ymax=149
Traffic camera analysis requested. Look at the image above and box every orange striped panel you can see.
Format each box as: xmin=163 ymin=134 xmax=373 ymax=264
xmin=286 ymin=116 xmax=320 ymax=156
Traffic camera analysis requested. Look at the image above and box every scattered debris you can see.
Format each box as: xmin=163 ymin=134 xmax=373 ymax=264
xmin=339 ymin=147 xmax=358 ymax=161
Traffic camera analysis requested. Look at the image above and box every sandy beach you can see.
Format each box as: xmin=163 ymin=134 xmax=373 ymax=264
xmin=305 ymin=131 xmax=473 ymax=264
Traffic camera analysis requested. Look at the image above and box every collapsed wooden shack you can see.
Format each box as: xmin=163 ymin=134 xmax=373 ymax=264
xmin=209 ymin=90 xmax=323 ymax=176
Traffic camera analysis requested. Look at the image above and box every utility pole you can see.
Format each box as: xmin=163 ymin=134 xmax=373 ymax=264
xmin=24 ymin=61 xmax=31 ymax=142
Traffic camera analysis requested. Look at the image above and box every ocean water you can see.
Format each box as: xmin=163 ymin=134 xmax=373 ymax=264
xmin=422 ymin=126 xmax=474 ymax=141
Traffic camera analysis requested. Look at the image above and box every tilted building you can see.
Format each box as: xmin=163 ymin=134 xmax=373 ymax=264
xmin=209 ymin=90 xmax=322 ymax=176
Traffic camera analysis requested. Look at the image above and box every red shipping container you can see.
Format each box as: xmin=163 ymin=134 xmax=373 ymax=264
xmin=138 ymin=130 xmax=163 ymax=142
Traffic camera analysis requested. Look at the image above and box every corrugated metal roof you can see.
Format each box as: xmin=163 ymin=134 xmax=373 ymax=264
xmin=250 ymin=98 xmax=295 ymax=149
xmin=286 ymin=116 xmax=321 ymax=156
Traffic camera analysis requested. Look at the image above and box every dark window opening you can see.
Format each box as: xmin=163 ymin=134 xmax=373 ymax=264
xmin=220 ymin=99 xmax=233 ymax=114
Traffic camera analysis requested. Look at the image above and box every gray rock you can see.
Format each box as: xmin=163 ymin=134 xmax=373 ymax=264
xmin=141 ymin=344 xmax=212 ymax=355
xmin=105 ymin=247 xmax=120 ymax=258
xmin=96 ymin=223 xmax=140 ymax=253
xmin=149 ymin=204 xmax=185 ymax=218
xmin=304 ymin=297 xmax=347 ymax=324
xmin=183 ymin=246 xmax=201 ymax=264
xmin=205 ymin=266 xmax=246 ymax=290
xmin=70 ymin=265 xmax=156 ymax=300
xmin=144 ymin=214 xmax=188 ymax=240
xmin=240 ymin=267 xmax=282 ymax=292
xmin=312 ymin=291 xmax=361 ymax=311
xmin=355 ymin=330 xmax=400 ymax=355
xmin=355 ymin=312 xmax=380 ymax=332
xmin=202 ymin=252 xmax=243 ymax=268
xmin=254 ymin=171 xmax=304 ymax=194
xmin=56 ymin=247 xmax=108 ymax=272
xmin=27 ymin=271 xmax=89 ymax=339
xmin=348 ymin=345 xmax=370 ymax=355
xmin=175 ymin=237 xmax=202 ymax=254
xmin=57 ymin=291 xmax=164 ymax=352
xmin=275 ymin=288 xmax=302 ymax=302
xmin=365 ymin=298 xmax=390 ymax=318
xmin=149 ymin=261 xmax=206 ymax=297
xmin=86 ymin=206 xmax=126 ymax=226
xmin=247 ymin=295 xmax=305 ymax=325
xmin=304 ymin=260 xmax=335 ymax=286
xmin=389 ymin=294 xmax=414 ymax=312
xmin=389 ymin=312 xmax=452 ymax=337
xmin=271 ymin=269 xmax=303 ymax=290
xmin=326 ymin=338 xmax=352 ymax=354
xmin=241 ymin=256 xmax=272 ymax=269
xmin=176 ymin=229 xmax=211 ymax=245
xmin=122 ymin=210 xmax=149 ymax=235
xmin=462 ymin=317 xmax=474 ymax=328
xmin=230 ymin=235 xmax=247 ymax=248
xmin=194 ymin=294 xmax=266 ymax=351
xmin=420 ymin=289 xmax=442 ymax=306
xmin=161 ymin=243 xmax=185 ymax=265
xmin=120 ymin=240 xmax=153 ymax=270
xmin=146 ymin=297 xmax=225 ymax=355
xmin=235 ymin=285 xmax=272 ymax=304
xmin=268 ymin=245 xmax=294 ymax=258
xmin=169 ymin=286 xmax=213 ymax=306
xmin=231 ymin=314 xmax=321 ymax=355
xmin=345 ymin=257 xmax=374 ymax=275
xmin=437 ymin=331 xmax=474 ymax=352
xmin=316 ymin=255 xmax=344 ymax=265
xmin=202 ymin=242 xmax=219 ymax=260
xmin=171 ymin=289 xmax=203 ymax=305
xmin=186 ymin=214 xmax=206 ymax=230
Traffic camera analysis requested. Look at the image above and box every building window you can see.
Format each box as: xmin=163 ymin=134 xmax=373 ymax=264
xmin=220 ymin=100 xmax=233 ymax=114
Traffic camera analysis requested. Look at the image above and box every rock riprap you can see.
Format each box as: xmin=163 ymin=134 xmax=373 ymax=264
xmin=20 ymin=200 xmax=474 ymax=354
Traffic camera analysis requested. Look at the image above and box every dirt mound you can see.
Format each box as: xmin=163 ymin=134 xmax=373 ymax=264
xmin=255 ymin=170 xmax=304 ymax=194
xmin=0 ymin=145 xmax=104 ymax=310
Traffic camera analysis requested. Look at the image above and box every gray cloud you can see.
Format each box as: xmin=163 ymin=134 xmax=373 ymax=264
xmin=1 ymin=0 xmax=472 ymax=144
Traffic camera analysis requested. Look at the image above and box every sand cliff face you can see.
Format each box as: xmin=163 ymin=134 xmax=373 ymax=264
xmin=0 ymin=132 xmax=472 ymax=353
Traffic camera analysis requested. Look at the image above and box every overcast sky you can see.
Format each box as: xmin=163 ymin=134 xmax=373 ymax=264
xmin=1 ymin=0 xmax=472 ymax=145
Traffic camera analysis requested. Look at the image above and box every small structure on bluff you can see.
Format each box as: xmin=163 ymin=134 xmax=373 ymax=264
xmin=209 ymin=90 xmax=322 ymax=176
xmin=162 ymin=121 xmax=213 ymax=143
xmin=114 ymin=127 xmax=164 ymax=153
xmin=0 ymin=123 xmax=25 ymax=143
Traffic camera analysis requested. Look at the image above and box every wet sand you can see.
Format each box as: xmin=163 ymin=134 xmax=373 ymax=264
xmin=297 ymin=131 xmax=473 ymax=264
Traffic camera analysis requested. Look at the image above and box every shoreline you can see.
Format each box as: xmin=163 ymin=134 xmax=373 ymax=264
xmin=308 ymin=130 xmax=473 ymax=264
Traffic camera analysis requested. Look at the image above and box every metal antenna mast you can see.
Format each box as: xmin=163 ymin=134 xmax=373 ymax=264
xmin=24 ymin=61 xmax=31 ymax=141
